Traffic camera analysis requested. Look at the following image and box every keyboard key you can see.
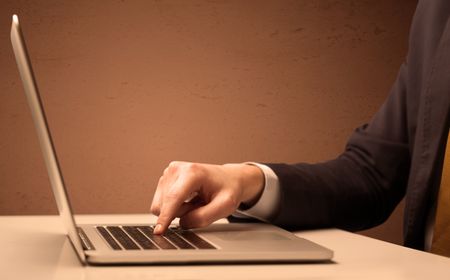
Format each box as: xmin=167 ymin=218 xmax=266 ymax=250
xmin=106 ymin=226 xmax=140 ymax=250
xmin=136 ymin=226 xmax=177 ymax=250
xmin=175 ymin=230 xmax=216 ymax=249
xmin=122 ymin=226 xmax=158 ymax=250
xmin=96 ymin=226 xmax=121 ymax=250
xmin=164 ymin=229 xmax=195 ymax=249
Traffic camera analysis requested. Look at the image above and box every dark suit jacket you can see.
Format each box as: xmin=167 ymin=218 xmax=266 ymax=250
xmin=265 ymin=0 xmax=450 ymax=250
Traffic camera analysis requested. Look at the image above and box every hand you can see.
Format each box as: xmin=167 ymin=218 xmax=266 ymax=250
xmin=150 ymin=161 xmax=264 ymax=234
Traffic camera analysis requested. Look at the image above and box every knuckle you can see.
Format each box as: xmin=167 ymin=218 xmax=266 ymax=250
xmin=222 ymin=193 xmax=239 ymax=209
xmin=150 ymin=206 xmax=160 ymax=216
xmin=150 ymin=204 xmax=160 ymax=215
xmin=168 ymin=161 xmax=180 ymax=172
xmin=185 ymin=162 xmax=199 ymax=172
xmin=184 ymin=163 xmax=204 ymax=180
xmin=166 ymin=188 xmax=181 ymax=200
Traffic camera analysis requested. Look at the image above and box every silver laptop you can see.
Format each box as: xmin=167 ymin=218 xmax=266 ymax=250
xmin=10 ymin=14 xmax=333 ymax=265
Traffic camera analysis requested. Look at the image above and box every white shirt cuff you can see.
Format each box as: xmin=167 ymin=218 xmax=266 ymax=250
xmin=235 ymin=162 xmax=280 ymax=222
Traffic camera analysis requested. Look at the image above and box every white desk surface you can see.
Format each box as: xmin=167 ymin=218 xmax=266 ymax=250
xmin=1 ymin=214 xmax=449 ymax=280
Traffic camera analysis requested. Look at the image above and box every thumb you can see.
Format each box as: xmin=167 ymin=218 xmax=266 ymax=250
xmin=179 ymin=194 xmax=237 ymax=229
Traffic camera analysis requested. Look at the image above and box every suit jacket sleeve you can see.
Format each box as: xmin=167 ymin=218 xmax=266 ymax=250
xmin=265 ymin=62 xmax=412 ymax=232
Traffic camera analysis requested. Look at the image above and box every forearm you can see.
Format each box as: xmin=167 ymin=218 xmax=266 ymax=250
xmin=266 ymin=128 xmax=410 ymax=231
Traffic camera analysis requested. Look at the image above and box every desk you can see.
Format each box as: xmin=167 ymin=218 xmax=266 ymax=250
xmin=1 ymin=215 xmax=449 ymax=280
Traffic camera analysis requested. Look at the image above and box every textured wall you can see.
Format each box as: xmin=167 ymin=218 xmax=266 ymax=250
xmin=0 ymin=0 xmax=416 ymax=244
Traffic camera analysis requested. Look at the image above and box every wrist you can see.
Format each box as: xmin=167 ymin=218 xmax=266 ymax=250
xmin=223 ymin=163 xmax=265 ymax=208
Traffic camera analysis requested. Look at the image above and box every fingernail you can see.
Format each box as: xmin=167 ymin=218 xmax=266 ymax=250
xmin=153 ymin=224 xmax=162 ymax=234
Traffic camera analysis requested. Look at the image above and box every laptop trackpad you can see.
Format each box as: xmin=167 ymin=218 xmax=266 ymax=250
xmin=214 ymin=231 xmax=289 ymax=241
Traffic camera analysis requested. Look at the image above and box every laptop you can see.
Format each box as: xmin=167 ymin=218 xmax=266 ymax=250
xmin=10 ymin=14 xmax=333 ymax=265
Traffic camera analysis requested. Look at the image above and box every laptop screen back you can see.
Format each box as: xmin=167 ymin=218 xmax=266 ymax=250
xmin=10 ymin=14 xmax=86 ymax=263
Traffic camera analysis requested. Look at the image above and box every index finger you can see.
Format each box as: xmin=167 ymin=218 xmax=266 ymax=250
xmin=153 ymin=173 xmax=200 ymax=234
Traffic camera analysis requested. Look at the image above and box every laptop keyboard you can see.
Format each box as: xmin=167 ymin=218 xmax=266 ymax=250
xmin=122 ymin=226 xmax=159 ymax=250
xmin=106 ymin=226 xmax=140 ymax=250
xmin=96 ymin=225 xmax=216 ymax=250
xmin=136 ymin=226 xmax=178 ymax=249
xmin=96 ymin=226 xmax=121 ymax=250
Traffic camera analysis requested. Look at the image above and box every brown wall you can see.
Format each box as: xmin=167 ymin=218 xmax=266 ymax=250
xmin=0 ymin=0 xmax=416 ymax=244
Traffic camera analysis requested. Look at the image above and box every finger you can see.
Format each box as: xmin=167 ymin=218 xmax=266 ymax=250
xmin=151 ymin=165 xmax=180 ymax=216
xmin=179 ymin=193 xmax=237 ymax=229
xmin=174 ymin=201 xmax=202 ymax=218
xmin=154 ymin=173 xmax=200 ymax=234
xmin=150 ymin=176 xmax=164 ymax=215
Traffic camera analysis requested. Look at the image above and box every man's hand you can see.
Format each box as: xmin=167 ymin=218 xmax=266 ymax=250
xmin=150 ymin=161 xmax=264 ymax=234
